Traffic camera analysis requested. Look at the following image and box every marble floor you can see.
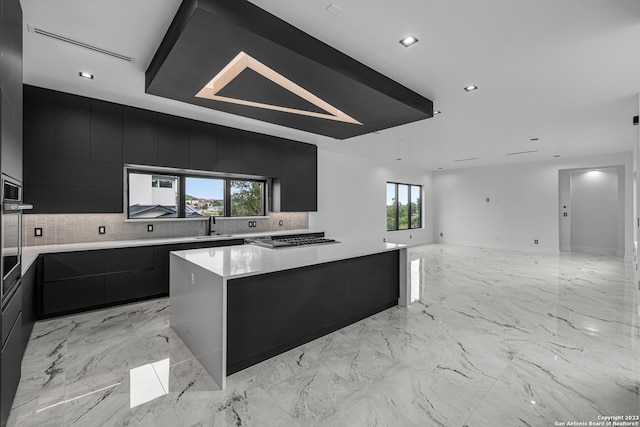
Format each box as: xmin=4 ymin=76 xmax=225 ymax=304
xmin=8 ymin=244 xmax=640 ymax=426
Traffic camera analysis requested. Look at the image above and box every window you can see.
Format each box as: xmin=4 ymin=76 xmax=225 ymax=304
xmin=127 ymin=169 xmax=266 ymax=219
xmin=185 ymin=177 xmax=224 ymax=217
xmin=387 ymin=182 xmax=422 ymax=231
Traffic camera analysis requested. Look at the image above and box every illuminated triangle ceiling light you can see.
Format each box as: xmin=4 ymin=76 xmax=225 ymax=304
xmin=145 ymin=0 xmax=433 ymax=139
xmin=195 ymin=52 xmax=362 ymax=125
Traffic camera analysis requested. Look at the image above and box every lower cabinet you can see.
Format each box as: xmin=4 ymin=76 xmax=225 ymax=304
xmin=39 ymin=239 xmax=246 ymax=318
xmin=226 ymin=251 xmax=400 ymax=374
xmin=1 ymin=313 xmax=22 ymax=427
xmin=104 ymin=270 xmax=158 ymax=304
xmin=42 ymin=276 xmax=105 ymax=316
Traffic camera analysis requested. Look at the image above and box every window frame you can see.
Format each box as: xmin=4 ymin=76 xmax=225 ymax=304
xmin=126 ymin=167 xmax=268 ymax=220
xmin=386 ymin=181 xmax=422 ymax=231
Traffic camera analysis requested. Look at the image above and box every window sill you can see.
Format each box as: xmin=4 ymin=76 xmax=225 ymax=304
xmin=125 ymin=216 xmax=270 ymax=223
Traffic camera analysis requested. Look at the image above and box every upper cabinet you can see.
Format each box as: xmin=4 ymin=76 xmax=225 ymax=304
xmin=23 ymin=86 xmax=318 ymax=214
xmin=273 ymin=141 xmax=317 ymax=212
xmin=216 ymin=126 xmax=263 ymax=176
xmin=158 ymin=113 xmax=189 ymax=169
xmin=0 ymin=0 xmax=23 ymax=182
xmin=188 ymin=120 xmax=217 ymax=171
xmin=123 ymin=106 xmax=158 ymax=165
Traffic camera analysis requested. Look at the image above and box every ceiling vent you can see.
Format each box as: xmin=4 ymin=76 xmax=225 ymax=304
xmin=506 ymin=150 xmax=538 ymax=156
xmin=27 ymin=25 xmax=135 ymax=63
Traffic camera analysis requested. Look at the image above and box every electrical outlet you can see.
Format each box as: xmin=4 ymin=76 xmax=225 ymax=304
xmin=147 ymin=224 xmax=153 ymax=232
xmin=248 ymin=221 xmax=252 ymax=228
xmin=279 ymin=220 xmax=283 ymax=226
xmin=486 ymin=197 xmax=490 ymax=203
xmin=440 ymin=232 xmax=443 ymax=237
xmin=383 ymin=238 xmax=386 ymax=243
xmin=98 ymin=226 xmax=106 ymax=235
xmin=252 ymin=221 xmax=257 ymax=227
xmin=534 ymin=239 xmax=539 ymax=244
xmin=34 ymin=228 xmax=43 ymax=237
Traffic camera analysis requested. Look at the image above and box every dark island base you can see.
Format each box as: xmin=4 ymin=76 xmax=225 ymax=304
xmin=226 ymin=251 xmax=400 ymax=375
xmin=227 ymin=300 xmax=397 ymax=375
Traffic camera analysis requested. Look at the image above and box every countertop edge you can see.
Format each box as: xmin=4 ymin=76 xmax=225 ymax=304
xmin=21 ymin=229 xmax=321 ymax=274
xmin=171 ymin=241 xmax=407 ymax=280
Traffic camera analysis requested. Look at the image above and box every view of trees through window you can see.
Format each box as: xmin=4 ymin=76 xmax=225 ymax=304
xmin=387 ymin=182 xmax=422 ymax=231
xmin=231 ymin=180 xmax=264 ymax=216
xmin=127 ymin=169 xmax=265 ymax=219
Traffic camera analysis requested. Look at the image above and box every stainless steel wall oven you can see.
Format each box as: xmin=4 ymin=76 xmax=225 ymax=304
xmin=1 ymin=175 xmax=32 ymax=304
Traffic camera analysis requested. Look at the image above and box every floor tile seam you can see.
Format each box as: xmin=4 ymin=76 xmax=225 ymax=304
xmin=459 ymin=351 xmax=519 ymax=427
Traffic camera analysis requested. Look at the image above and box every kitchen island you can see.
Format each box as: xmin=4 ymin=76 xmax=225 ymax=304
xmin=170 ymin=240 xmax=407 ymax=389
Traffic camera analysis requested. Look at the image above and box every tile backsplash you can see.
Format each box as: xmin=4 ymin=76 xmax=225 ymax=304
xmin=22 ymin=212 xmax=309 ymax=246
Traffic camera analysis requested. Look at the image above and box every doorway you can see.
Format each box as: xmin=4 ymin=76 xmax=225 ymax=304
xmin=559 ymin=166 xmax=624 ymax=256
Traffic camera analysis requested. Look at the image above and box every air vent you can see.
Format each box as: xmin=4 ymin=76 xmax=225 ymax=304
xmin=506 ymin=150 xmax=538 ymax=156
xmin=453 ymin=157 xmax=479 ymax=162
xmin=27 ymin=25 xmax=135 ymax=63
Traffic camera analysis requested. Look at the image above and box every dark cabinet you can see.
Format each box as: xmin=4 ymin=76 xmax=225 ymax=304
xmin=274 ymin=267 xmax=319 ymax=345
xmin=42 ymin=276 xmax=105 ymax=315
xmin=123 ymin=106 xmax=158 ymax=165
xmin=158 ymin=114 xmax=189 ymax=168
xmin=90 ymin=99 xmax=123 ymax=163
xmin=0 ymin=92 xmax=21 ymax=181
xmin=226 ymin=251 xmax=399 ymax=374
xmin=318 ymin=261 xmax=354 ymax=329
xmin=227 ymin=274 xmax=277 ymax=365
xmin=1 ymin=313 xmax=21 ymax=427
xmin=0 ymin=0 xmax=22 ymax=183
xmin=260 ymin=137 xmax=281 ymax=178
xmin=216 ymin=126 xmax=262 ymax=175
xmin=272 ymin=141 xmax=317 ymax=212
xmin=23 ymin=87 xmax=123 ymax=214
xmin=39 ymin=240 xmax=245 ymax=318
xmin=22 ymin=261 xmax=37 ymax=351
xmin=188 ymin=120 xmax=217 ymax=171
xmin=41 ymin=247 xmax=155 ymax=316
xmin=0 ymin=0 xmax=22 ymax=112
xmin=53 ymin=92 xmax=91 ymax=160
xmin=24 ymin=86 xmax=318 ymax=214
xmin=104 ymin=270 xmax=158 ymax=304
xmin=23 ymin=85 xmax=54 ymax=158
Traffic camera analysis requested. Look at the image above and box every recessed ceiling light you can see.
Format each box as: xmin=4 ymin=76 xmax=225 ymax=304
xmin=433 ymin=110 xmax=441 ymax=115
xmin=530 ymin=137 xmax=539 ymax=142
xmin=399 ymin=35 xmax=419 ymax=47
xmin=396 ymin=158 xmax=402 ymax=161
xmin=463 ymin=85 xmax=478 ymax=92
xmin=553 ymin=155 xmax=560 ymax=158
xmin=79 ymin=71 xmax=94 ymax=80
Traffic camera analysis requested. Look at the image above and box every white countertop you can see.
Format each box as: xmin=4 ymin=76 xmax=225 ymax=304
xmin=171 ymin=239 xmax=406 ymax=280
xmin=21 ymin=229 xmax=321 ymax=274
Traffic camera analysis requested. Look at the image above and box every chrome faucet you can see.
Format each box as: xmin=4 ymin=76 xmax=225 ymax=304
xmin=208 ymin=215 xmax=216 ymax=235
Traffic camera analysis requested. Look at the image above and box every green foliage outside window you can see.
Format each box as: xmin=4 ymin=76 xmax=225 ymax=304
xmin=231 ymin=180 xmax=264 ymax=216
xmin=387 ymin=182 xmax=422 ymax=231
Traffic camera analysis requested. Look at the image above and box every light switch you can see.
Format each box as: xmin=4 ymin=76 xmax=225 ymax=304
xmin=34 ymin=228 xmax=43 ymax=237
xmin=147 ymin=224 xmax=154 ymax=232
xmin=98 ymin=226 xmax=106 ymax=234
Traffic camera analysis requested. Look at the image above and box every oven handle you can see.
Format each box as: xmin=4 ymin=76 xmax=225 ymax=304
xmin=3 ymin=203 xmax=33 ymax=211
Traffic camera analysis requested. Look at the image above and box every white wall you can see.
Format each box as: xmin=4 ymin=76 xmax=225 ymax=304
xmin=433 ymin=152 xmax=633 ymax=257
xmin=309 ymin=149 xmax=434 ymax=246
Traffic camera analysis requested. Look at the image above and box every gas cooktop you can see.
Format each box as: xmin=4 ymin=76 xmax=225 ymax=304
xmin=246 ymin=234 xmax=339 ymax=249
